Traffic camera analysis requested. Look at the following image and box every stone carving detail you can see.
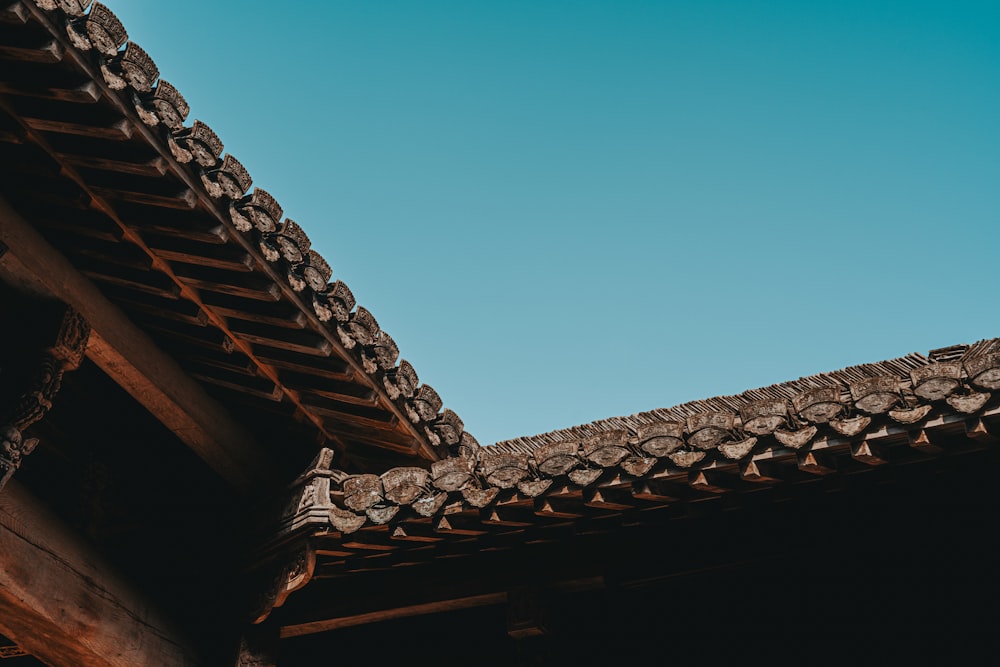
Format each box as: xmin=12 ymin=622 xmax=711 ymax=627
xmin=1 ymin=307 xmax=91 ymax=490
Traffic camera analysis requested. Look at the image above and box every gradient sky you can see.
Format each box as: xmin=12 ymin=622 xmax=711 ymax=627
xmin=112 ymin=0 xmax=1000 ymax=445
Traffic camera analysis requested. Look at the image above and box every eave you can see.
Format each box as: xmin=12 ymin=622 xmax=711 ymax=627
xmin=0 ymin=0 xmax=472 ymax=476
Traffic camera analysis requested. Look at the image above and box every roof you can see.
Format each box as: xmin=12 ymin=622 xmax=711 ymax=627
xmin=270 ymin=339 xmax=1000 ymax=580
xmin=0 ymin=0 xmax=471 ymax=474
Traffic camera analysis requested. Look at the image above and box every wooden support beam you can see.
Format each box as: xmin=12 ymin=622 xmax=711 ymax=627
xmin=0 ymin=79 xmax=100 ymax=104
xmin=22 ymin=115 xmax=130 ymax=140
xmin=89 ymin=185 xmax=197 ymax=210
xmin=0 ymin=1 xmax=29 ymax=25
xmin=0 ymin=196 xmax=268 ymax=492
xmin=280 ymin=592 xmax=506 ymax=637
xmin=851 ymin=441 xmax=887 ymax=466
xmin=62 ymin=152 xmax=168 ymax=177
xmin=797 ymin=450 xmax=836 ymax=475
xmin=908 ymin=429 xmax=943 ymax=454
xmin=0 ymin=481 xmax=202 ymax=666
xmin=965 ymin=418 xmax=999 ymax=445
xmin=739 ymin=457 xmax=782 ymax=483
xmin=0 ymin=39 xmax=62 ymax=63
xmin=689 ymin=470 xmax=730 ymax=494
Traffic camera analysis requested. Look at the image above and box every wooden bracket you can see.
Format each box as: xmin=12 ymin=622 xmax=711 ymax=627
xmin=797 ymin=450 xmax=836 ymax=476
xmin=1 ymin=303 xmax=90 ymax=490
xmin=965 ymin=419 xmax=999 ymax=445
xmin=908 ymin=429 xmax=943 ymax=454
xmin=250 ymin=542 xmax=316 ymax=624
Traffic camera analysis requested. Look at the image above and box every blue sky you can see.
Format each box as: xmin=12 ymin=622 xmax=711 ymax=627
xmin=114 ymin=0 xmax=999 ymax=445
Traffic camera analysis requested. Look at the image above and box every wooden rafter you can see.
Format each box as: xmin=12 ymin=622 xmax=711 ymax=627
xmin=0 ymin=195 xmax=269 ymax=492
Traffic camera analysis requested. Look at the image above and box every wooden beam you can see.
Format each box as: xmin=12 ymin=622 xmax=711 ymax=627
xmin=62 ymin=153 xmax=168 ymax=177
xmin=965 ymin=418 xmax=1000 ymax=445
xmin=22 ymin=116 xmax=131 ymax=140
xmin=280 ymin=593 xmax=506 ymax=637
xmin=0 ymin=196 xmax=268 ymax=493
xmin=0 ymin=79 xmax=100 ymax=104
xmin=0 ymin=481 xmax=203 ymax=666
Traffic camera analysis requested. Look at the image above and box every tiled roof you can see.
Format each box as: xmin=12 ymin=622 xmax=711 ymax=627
xmin=1 ymin=0 xmax=472 ymax=468
xmin=289 ymin=340 xmax=1000 ymax=562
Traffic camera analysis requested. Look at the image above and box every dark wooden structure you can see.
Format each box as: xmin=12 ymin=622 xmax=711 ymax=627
xmin=1 ymin=1 xmax=998 ymax=665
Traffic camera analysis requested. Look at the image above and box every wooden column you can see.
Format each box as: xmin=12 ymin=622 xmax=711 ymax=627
xmin=0 ymin=480 xmax=202 ymax=666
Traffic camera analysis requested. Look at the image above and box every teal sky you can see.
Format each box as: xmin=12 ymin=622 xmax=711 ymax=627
xmin=114 ymin=0 xmax=999 ymax=445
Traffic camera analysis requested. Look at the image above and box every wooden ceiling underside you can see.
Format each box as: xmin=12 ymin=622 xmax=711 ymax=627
xmin=0 ymin=0 xmax=472 ymax=473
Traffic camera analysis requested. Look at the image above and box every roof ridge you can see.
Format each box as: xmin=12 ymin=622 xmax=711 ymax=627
xmin=490 ymin=340 xmax=995 ymax=450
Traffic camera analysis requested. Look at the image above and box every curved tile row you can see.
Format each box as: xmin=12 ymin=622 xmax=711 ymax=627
xmin=323 ymin=345 xmax=1000 ymax=533
xmin=34 ymin=0 xmax=468 ymax=454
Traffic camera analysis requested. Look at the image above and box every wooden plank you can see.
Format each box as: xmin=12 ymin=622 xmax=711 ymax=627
xmin=0 ymin=196 xmax=268 ymax=492
xmin=908 ymin=429 xmax=943 ymax=454
xmin=0 ymin=1 xmax=29 ymax=25
xmin=146 ymin=236 xmax=255 ymax=273
xmin=190 ymin=370 xmax=283 ymax=402
xmin=0 ymin=39 xmax=62 ymax=63
xmin=965 ymin=418 xmax=999 ymax=445
xmin=0 ymin=79 xmax=99 ymax=104
xmin=254 ymin=345 xmax=352 ymax=380
xmin=301 ymin=398 xmax=397 ymax=430
xmin=81 ymin=267 xmax=182 ymax=299
xmin=229 ymin=321 xmax=332 ymax=357
xmin=0 ymin=481 xmax=202 ymax=666
xmin=90 ymin=185 xmax=196 ymax=210
xmin=174 ymin=267 xmax=281 ymax=302
xmin=22 ymin=116 xmax=131 ymax=140
xmin=280 ymin=593 xmax=507 ymax=637
xmin=62 ymin=152 xmax=168 ymax=177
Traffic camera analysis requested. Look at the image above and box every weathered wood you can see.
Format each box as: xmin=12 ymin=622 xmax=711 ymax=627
xmin=279 ymin=592 xmax=506 ymax=637
xmin=797 ymin=450 xmax=836 ymax=475
xmin=149 ymin=241 xmax=255 ymax=273
xmin=0 ymin=196 xmax=267 ymax=492
xmin=688 ymin=470 xmax=729 ymax=494
xmin=175 ymin=270 xmax=281 ymax=302
xmin=965 ymin=418 xmax=999 ymax=445
xmin=908 ymin=429 xmax=943 ymax=454
xmin=739 ymin=457 xmax=782 ymax=483
xmin=0 ymin=79 xmax=99 ymax=104
xmin=0 ymin=481 xmax=202 ymax=666
xmin=200 ymin=293 xmax=308 ymax=330
xmin=90 ymin=184 xmax=197 ymax=210
xmin=22 ymin=115 xmax=131 ymax=140
xmin=850 ymin=441 xmax=887 ymax=466
xmin=0 ymin=1 xmax=29 ymax=25
xmin=0 ymin=39 xmax=62 ymax=63
xmin=20 ymin=0 xmax=439 ymax=461
xmin=62 ymin=152 xmax=168 ymax=177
